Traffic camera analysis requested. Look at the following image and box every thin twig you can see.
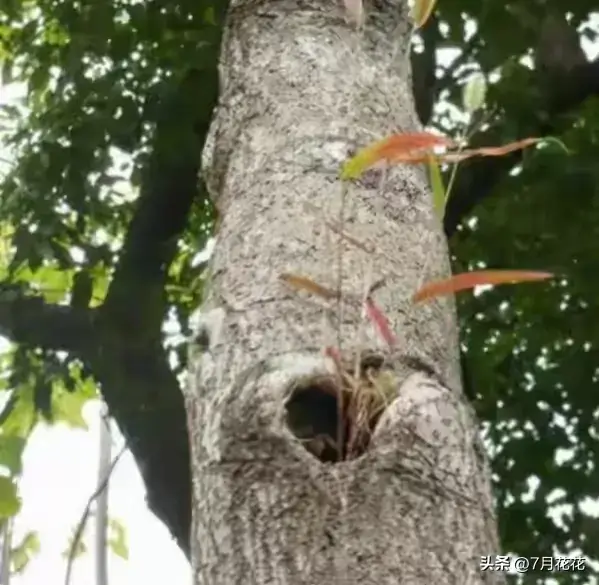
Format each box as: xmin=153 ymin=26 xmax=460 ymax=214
xmin=444 ymin=106 xmax=497 ymax=204
xmin=64 ymin=444 xmax=126 ymax=585
xmin=335 ymin=181 xmax=349 ymax=461
xmin=352 ymin=165 xmax=389 ymax=382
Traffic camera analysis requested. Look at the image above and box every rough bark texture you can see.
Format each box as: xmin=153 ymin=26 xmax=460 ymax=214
xmin=186 ymin=1 xmax=503 ymax=584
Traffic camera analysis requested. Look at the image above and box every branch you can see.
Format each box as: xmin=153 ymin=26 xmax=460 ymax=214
xmin=87 ymin=345 xmax=191 ymax=557
xmin=0 ymin=13 xmax=226 ymax=561
xmin=444 ymin=57 xmax=599 ymax=237
xmin=0 ymin=283 xmax=95 ymax=354
xmin=93 ymin=61 xmax=222 ymax=557
xmin=102 ymin=68 xmax=216 ymax=334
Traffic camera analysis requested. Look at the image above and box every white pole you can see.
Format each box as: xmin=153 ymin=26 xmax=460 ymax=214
xmin=95 ymin=402 xmax=111 ymax=585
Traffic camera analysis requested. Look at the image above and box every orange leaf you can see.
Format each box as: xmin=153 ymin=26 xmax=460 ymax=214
xmin=341 ymin=132 xmax=454 ymax=179
xmin=364 ymin=297 xmax=397 ymax=347
xmin=372 ymin=137 xmax=545 ymax=166
xmin=465 ymin=137 xmax=542 ymax=157
xmin=412 ymin=0 xmax=437 ymax=29
xmin=434 ymin=137 xmax=543 ymax=164
xmin=279 ymin=273 xmax=339 ymax=300
xmin=376 ymin=133 xmax=454 ymax=158
xmin=413 ymin=270 xmax=554 ymax=303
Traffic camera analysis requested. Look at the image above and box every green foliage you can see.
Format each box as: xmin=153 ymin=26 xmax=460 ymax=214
xmin=61 ymin=515 xmax=129 ymax=564
xmin=0 ymin=435 xmax=26 ymax=475
xmin=108 ymin=517 xmax=129 ymax=560
xmin=426 ymin=3 xmax=599 ymax=582
xmin=427 ymin=155 xmax=446 ymax=218
xmin=62 ymin=529 xmax=87 ymax=560
xmin=0 ymin=477 xmax=20 ymax=518
xmin=52 ymin=370 xmax=97 ymax=429
xmin=462 ymin=73 xmax=487 ymax=114
xmin=10 ymin=531 xmax=40 ymax=575
xmin=0 ymin=0 xmax=221 ymax=540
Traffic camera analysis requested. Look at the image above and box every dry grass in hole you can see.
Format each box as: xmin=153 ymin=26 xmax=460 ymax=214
xmin=285 ymin=354 xmax=397 ymax=462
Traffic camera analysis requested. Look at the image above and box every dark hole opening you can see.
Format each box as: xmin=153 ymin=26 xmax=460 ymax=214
xmin=285 ymin=354 xmax=388 ymax=463
xmin=285 ymin=383 xmax=344 ymax=462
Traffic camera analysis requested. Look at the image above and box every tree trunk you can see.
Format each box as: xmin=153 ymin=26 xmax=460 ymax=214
xmin=186 ymin=1 xmax=503 ymax=584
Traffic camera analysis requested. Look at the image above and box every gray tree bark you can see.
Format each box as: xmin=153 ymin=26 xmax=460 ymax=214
xmin=186 ymin=1 xmax=503 ymax=584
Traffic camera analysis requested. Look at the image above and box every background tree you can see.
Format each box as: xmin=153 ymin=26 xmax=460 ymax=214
xmin=0 ymin=0 xmax=596 ymax=582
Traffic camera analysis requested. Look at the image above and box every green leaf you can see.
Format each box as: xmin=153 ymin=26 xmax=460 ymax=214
xmin=462 ymin=73 xmax=487 ymax=113
xmin=539 ymin=136 xmax=570 ymax=154
xmin=0 ymin=222 xmax=15 ymax=268
xmin=51 ymin=376 xmax=97 ymax=429
xmin=108 ymin=517 xmax=129 ymax=560
xmin=203 ymin=7 xmax=217 ymax=25
xmin=0 ymin=476 xmax=21 ymax=518
xmin=31 ymin=265 xmax=72 ymax=304
xmin=90 ymin=263 xmax=110 ymax=307
xmin=427 ymin=155 xmax=446 ymax=219
xmin=10 ymin=531 xmax=40 ymax=575
xmin=51 ymin=389 xmax=88 ymax=429
xmin=43 ymin=19 xmax=69 ymax=46
xmin=1 ymin=387 xmax=36 ymax=439
xmin=63 ymin=532 xmax=87 ymax=559
xmin=0 ymin=435 xmax=26 ymax=475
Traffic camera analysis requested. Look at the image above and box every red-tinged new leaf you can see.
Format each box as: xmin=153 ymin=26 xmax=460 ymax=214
xmin=324 ymin=346 xmax=343 ymax=369
xmin=434 ymin=137 xmax=543 ymax=164
xmin=412 ymin=270 xmax=554 ymax=303
xmin=464 ymin=137 xmax=542 ymax=157
xmin=364 ymin=297 xmax=397 ymax=347
xmin=382 ymin=137 xmax=545 ymax=165
xmin=342 ymin=135 xmax=544 ymax=176
xmin=375 ymin=133 xmax=453 ymax=158
xmin=280 ymin=273 xmax=339 ymax=300
xmin=341 ymin=132 xmax=453 ymax=179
